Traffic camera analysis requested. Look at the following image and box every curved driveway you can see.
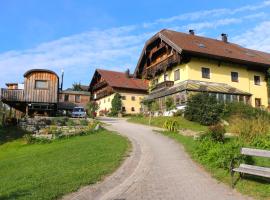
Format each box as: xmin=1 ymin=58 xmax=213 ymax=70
xmin=63 ymin=118 xmax=250 ymax=200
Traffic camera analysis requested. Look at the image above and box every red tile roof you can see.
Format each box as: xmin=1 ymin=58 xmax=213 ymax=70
xmin=96 ymin=69 xmax=148 ymax=91
xmin=159 ymin=29 xmax=270 ymax=66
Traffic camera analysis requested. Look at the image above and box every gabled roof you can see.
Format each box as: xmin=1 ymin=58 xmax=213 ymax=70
xmin=135 ymin=29 xmax=270 ymax=76
xmin=91 ymin=69 xmax=148 ymax=91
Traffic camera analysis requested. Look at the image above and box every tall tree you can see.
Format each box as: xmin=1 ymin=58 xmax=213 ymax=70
xmin=72 ymin=82 xmax=83 ymax=91
xmin=111 ymin=93 xmax=122 ymax=116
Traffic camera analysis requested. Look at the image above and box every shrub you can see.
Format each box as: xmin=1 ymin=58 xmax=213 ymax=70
xmin=87 ymin=101 xmax=99 ymax=118
xmin=165 ymin=97 xmax=175 ymax=111
xmin=250 ymin=136 xmax=270 ymax=149
xmin=228 ymin=114 xmax=270 ymax=143
xmin=24 ymin=134 xmax=51 ymax=144
xmin=184 ymin=93 xmax=224 ymax=125
xmin=80 ymin=119 xmax=89 ymax=126
xmin=24 ymin=134 xmax=35 ymax=144
xmin=67 ymin=119 xmax=76 ymax=126
xmin=222 ymin=102 xmax=270 ymax=120
xmin=173 ymin=110 xmax=184 ymax=117
xmin=111 ymin=93 xmax=122 ymax=116
xmin=194 ymin=137 xmax=249 ymax=170
xmin=163 ymin=119 xmax=179 ymax=132
xmin=205 ymin=123 xmax=226 ymax=143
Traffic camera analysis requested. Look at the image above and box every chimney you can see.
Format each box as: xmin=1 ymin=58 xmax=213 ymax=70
xmin=125 ymin=69 xmax=130 ymax=78
xmin=221 ymin=33 xmax=228 ymax=43
xmin=189 ymin=29 xmax=195 ymax=35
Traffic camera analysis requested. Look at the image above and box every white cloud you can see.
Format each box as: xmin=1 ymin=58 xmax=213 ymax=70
xmin=0 ymin=1 xmax=270 ymax=88
xmin=232 ymin=21 xmax=270 ymax=52
xmin=143 ymin=1 xmax=270 ymax=28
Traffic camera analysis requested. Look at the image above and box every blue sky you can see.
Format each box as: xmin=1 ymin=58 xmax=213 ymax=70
xmin=0 ymin=0 xmax=270 ymax=88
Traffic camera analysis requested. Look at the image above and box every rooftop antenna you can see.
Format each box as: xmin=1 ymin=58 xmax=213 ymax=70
xmin=61 ymin=69 xmax=64 ymax=91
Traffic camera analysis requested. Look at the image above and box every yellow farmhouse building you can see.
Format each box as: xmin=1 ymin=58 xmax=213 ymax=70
xmin=134 ymin=29 xmax=270 ymax=110
xmin=90 ymin=69 xmax=148 ymax=116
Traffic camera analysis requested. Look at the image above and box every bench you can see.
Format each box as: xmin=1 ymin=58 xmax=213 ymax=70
xmin=230 ymin=147 xmax=270 ymax=187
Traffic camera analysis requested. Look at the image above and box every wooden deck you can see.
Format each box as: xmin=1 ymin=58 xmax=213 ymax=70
xmin=0 ymin=88 xmax=24 ymax=102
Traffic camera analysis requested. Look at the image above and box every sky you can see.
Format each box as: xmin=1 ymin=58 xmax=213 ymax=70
xmin=0 ymin=0 xmax=270 ymax=88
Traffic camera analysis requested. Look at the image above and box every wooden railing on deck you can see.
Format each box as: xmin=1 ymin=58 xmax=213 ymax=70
xmin=0 ymin=89 xmax=24 ymax=102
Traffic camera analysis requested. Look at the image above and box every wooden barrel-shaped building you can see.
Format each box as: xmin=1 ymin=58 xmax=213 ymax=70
xmin=23 ymin=69 xmax=59 ymax=115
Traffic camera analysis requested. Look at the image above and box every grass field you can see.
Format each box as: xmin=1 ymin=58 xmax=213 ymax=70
xmin=0 ymin=129 xmax=129 ymax=200
xmin=127 ymin=116 xmax=207 ymax=132
xmin=159 ymin=131 xmax=270 ymax=200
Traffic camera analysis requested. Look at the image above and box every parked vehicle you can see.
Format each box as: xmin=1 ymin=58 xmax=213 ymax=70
xmin=71 ymin=107 xmax=87 ymax=118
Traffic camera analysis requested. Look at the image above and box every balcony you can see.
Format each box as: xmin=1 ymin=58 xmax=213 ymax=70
xmin=94 ymin=87 xmax=114 ymax=100
xmin=144 ymin=54 xmax=180 ymax=78
xmin=93 ymin=81 xmax=107 ymax=90
xmin=0 ymin=88 xmax=24 ymax=102
xmin=151 ymin=81 xmax=174 ymax=92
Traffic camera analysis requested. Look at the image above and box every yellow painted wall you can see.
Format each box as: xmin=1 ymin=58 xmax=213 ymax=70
xmin=120 ymin=92 xmax=145 ymax=114
xmin=150 ymin=57 xmax=268 ymax=107
xmin=156 ymin=63 xmax=189 ymax=84
xmin=187 ymin=58 xmax=268 ymax=107
xmin=96 ymin=93 xmax=115 ymax=114
xmin=96 ymin=92 xmax=146 ymax=116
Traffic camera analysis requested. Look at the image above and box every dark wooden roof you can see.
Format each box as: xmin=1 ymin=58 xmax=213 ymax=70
xmin=24 ymin=69 xmax=59 ymax=78
xmin=135 ymin=29 xmax=270 ymax=77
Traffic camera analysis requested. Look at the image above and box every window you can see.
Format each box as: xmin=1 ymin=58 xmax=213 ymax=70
xmin=217 ymin=94 xmax=224 ymax=103
xmin=64 ymin=94 xmax=69 ymax=102
xmin=75 ymin=95 xmax=81 ymax=103
xmin=164 ymin=73 xmax=169 ymax=81
xmin=239 ymin=95 xmax=244 ymax=102
xmin=122 ymin=107 xmax=126 ymax=112
xmin=174 ymin=69 xmax=180 ymax=81
xmin=201 ymin=67 xmax=210 ymax=79
xmin=122 ymin=96 xmax=126 ymax=100
xmin=225 ymin=94 xmax=231 ymax=102
xmin=104 ymin=99 xmax=106 ymax=103
xmin=131 ymin=107 xmax=135 ymax=112
xmin=131 ymin=96 xmax=136 ymax=101
xmin=231 ymin=72 xmax=239 ymax=82
xmin=255 ymin=98 xmax=261 ymax=107
xmin=254 ymin=75 xmax=260 ymax=85
xmin=35 ymin=80 xmax=48 ymax=89
xmin=232 ymin=95 xmax=238 ymax=102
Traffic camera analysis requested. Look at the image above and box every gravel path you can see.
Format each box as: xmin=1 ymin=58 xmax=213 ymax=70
xmin=63 ymin=117 xmax=251 ymax=200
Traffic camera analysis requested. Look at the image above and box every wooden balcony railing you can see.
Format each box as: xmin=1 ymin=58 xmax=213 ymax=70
xmin=0 ymin=88 xmax=24 ymax=102
xmin=144 ymin=54 xmax=180 ymax=78
xmin=151 ymin=81 xmax=174 ymax=92
xmin=94 ymin=88 xmax=114 ymax=100
xmin=92 ymin=81 xmax=107 ymax=90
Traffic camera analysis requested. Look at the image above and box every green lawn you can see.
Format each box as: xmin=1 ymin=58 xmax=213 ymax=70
xmin=0 ymin=129 xmax=129 ymax=200
xmin=127 ymin=116 xmax=207 ymax=132
xmin=159 ymin=131 xmax=270 ymax=200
